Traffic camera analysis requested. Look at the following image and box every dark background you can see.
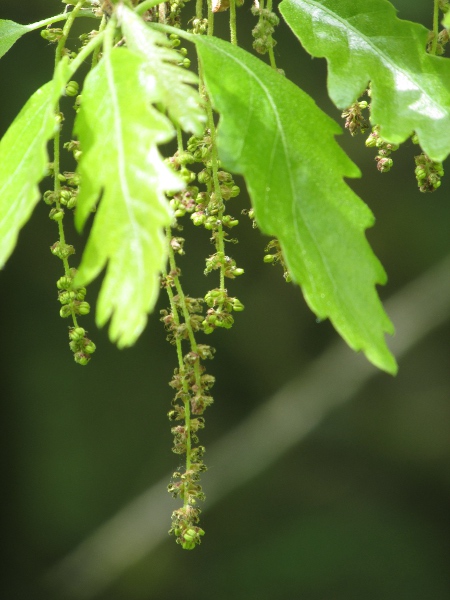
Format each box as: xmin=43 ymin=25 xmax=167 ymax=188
xmin=1 ymin=1 xmax=449 ymax=598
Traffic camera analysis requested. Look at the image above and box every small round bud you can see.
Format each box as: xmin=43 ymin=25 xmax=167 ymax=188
xmin=83 ymin=340 xmax=96 ymax=354
xmin=365 ymin=134 xmax=377 ymax=148
xmin=74 ymin=352 xmax=90 ymax=366
xmin=58 ymin=290 xmax=76 ymax=305
xmin=65 ymin=81 xmax=79 ymax=97
xmin=69 ymin=327 xmax=86 ymax=341
xmin=182 ymin=541 xmax=196 ymax=550
xmin=198 ymin=169 xmax=211 ymax=184
xmin=183 ymin=529 xmax=197 ymax=542
xmin=232 ymin=267 xmax=244 ymax=276
xmin=263 ymin=254 xmax=275 ymax=263
xmin=41 ymin=28 xmax=63 ymax=42
xmin=232 ymin=299 xmax=245 ymax=311
xmin=43 ymin=190 xmax=57 ymax=205
xmin=51 ymin=242 xmax=75 ymax=259
xmin=60 ymin=189 xmax=72 ymax=203
xmin=60 ymin=305 xmax=72 ymax=318
xmin=57 ymin=276 xmax=72 ymax=290
xmin=69 ymin=340 xmax=79 ymax=353
xmin=191 ymin=212 xmax=206 ymax=226
xmin=67 ymin=197 xmax=77 ymax=210
xmin=414 ymin=166 xmax=427 ymax=180
xmin=76 ymin=301 xmax=91 ymax=315
xmin=75 ymin=287 xmax=87 ymax=301
xmin=376 ymin=157 xmax=393 ymax=173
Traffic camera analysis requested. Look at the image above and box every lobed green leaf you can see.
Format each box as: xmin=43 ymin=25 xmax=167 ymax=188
xmin=279 ymin=0 xmax=450 ymax=162
xmin=193 ymin=35 xmax=397 ymax=374
xmin=74 ymin=47 xmax=184 ymax=348
xmin=117 ymin=5 xmax=205 ymax=135
xmin=0 ymin=20 xmax=30 ymax=59
xmin=0 ymin=62 xmax=69 ymax=268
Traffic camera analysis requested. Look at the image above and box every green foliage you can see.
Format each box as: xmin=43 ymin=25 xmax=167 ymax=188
xmin=0 ymin=0 xmax=449 ymax=549
xmin=194 ymin=35 xmax=396 ymax=373
xmin=0 ymin=61 xmax=68 ymax=268
xmin=279 ymin=0 xmax=450 ymax=162
xmin=0 ymin=20 xmax=29 ymax=59
xmin=118 ymin=5 xmax=205 ymax=134
xmin=74 ymin=46 xmax=187 ymax=347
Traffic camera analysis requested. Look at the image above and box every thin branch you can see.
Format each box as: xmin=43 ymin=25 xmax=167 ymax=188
xmin=46 ymin=254 xmax=450 ymax=598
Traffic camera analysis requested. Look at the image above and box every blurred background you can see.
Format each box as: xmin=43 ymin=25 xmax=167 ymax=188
xmin=1 ymin=1 xmax=449 ymax=598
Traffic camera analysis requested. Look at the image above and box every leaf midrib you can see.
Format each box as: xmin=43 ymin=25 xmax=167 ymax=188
xmin=106 ymin=54 xmax=147 ymax=285
xmin=298 ymin=0 xmax=447 ymax=117
xmin=205 ymin=41 xmax=339 ymax=306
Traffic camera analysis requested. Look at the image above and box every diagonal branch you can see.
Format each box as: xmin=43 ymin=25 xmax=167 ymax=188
xmin=47 ymin=254 xmax=450 ymax=598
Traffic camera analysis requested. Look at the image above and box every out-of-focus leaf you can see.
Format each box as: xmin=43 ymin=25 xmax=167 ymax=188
xmin=193 ymin=35 xmax=396 ymax=374
xmin=74 ymin=47 xmax=183 ymax=348
xmin=0 ymin=20 xmax=29 ymax=59
xmin=0 ymin=62 xmax=68 ymax=267
xmin=117 ymin=5 xmax=205 ymax=134
xmin=279 ymin=0 xmax=450 ymax=162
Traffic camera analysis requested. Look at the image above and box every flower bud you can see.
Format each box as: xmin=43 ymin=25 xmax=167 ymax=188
xmin=67 ymin=197 xmax=77 ymax=210
xmin=76 ymin=301 xmax=91 ymax=315
xmin=376 ymin=157 xmax=393 ymax=173
xmin=57 ymin=276 xmax=72 ymax=290
xmin=49 ymin=207 xmax=64 ymax=221
xmin=191 ymin=212 xmax=206 ymax=226
xmin=60 ymin=305 xmax=72 ymax=318
xmin=414 ymin=166 xmax=427 ymax=180
xmin=65 ymin=81 xmax=79 ymax=97
xmin=198 ymin=169 xmax=211 ymax=184
xmin=75 ymin=287 xmax=87 ymax=300
xmin=69 ymin=327 xmax=86 ymax=341
xmin=232 ymin=298 xmax=245 ymax=311
xmin=43 ymin=190 xmax=57 ymax=205
xmin=51 ymin=242 xmax=75 ymax=259
xmin=74 ymin=352 xmax=90 ymax=366
xmin=83 ymin=340 xmax=96 ymax=354
xmin=69 ymin=340 xmax=80 ymax=353
xmin=365 ymin=134 xmax=377 ymax=148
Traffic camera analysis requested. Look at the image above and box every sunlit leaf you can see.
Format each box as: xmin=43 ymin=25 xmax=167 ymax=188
xmin=279 ymin=0 xmax=450 ymax=162
xmin=0 ymin=20 xmax=29 ymax=59
xmin=193 ymin=35 xmax=397 ymax=374
xmin=117 ymin=5 xmax=205 ymax=135
xmin=74 ymin=47 xmax=184 ymax=348
xmin=0 ymin=62 xmax=68 ymax=267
